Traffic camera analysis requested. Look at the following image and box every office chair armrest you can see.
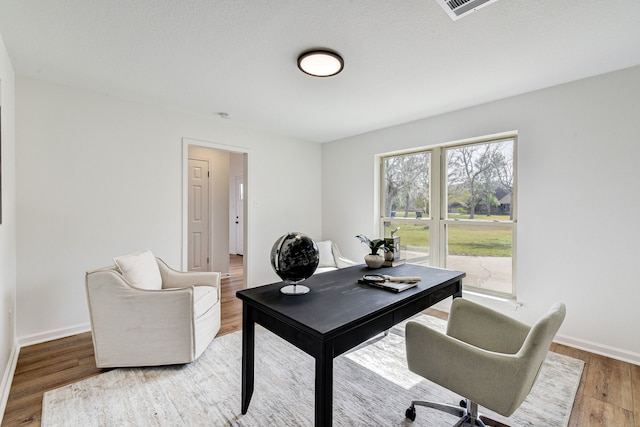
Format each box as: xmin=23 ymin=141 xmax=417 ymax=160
xmin=406 ymin=320 xmax=530 ymax=417
xmin=447 ymin=298 xmax=531 ymax=354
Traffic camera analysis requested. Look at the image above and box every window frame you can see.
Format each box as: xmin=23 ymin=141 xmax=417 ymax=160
xmin=378 ymin=133 xmax=518 ymax=299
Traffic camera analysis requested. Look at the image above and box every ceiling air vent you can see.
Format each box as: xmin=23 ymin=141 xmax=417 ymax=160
xmin=436 ymin=0 xmax=499 ymax=20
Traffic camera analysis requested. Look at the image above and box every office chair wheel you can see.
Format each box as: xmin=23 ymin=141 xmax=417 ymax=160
xmin=405 ymin=406 xmax=416 ymax=421
xmin=460 ymin=399 xmax=467 ymax=408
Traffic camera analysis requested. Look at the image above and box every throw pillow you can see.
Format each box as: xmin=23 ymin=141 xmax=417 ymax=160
xmin=114 ymin=250 xmax=162 ymax=290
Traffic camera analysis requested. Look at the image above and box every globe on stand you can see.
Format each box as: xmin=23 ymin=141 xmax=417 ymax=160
xmin=270 ymin=232 xmax=319 ymax=295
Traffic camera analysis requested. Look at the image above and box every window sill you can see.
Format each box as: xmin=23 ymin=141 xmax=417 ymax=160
xmin=431 ymin=289 xmax=522 ymax=313
xmin=462 ymin=289 xmax=522 ymax=311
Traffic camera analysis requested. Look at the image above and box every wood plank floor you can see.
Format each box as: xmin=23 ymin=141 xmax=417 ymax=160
xmin=2 ymin=255 xmax=638 ymax=426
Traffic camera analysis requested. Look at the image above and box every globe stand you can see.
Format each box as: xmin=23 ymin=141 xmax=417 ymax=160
xmin=280 ymin=282 xmax=310 ymax=295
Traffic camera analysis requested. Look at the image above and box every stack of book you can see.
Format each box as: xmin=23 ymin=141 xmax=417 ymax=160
xmin=383 ymin=258 xmax=405 ymax=267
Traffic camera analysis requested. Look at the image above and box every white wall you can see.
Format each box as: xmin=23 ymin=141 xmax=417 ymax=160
xmin=15 ymin=77 xmax=322 ymax=343
xmin=322 ymin=65 xmax=640 ymax=364
xmin=0 ymin=32 xmax=17 ymax=420
xmin=11 ymin=56 xmax=639 ymax=371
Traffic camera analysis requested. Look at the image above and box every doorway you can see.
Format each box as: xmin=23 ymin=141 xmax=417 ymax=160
xmin=182 ymin=139 xmax=248 ymax=285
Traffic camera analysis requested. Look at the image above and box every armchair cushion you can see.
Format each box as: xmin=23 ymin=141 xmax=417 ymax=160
xmin=113 ymin=250 xmax=162 ymax=290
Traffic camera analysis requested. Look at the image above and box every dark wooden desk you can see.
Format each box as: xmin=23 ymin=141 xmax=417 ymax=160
xmin=236 ymin=263 xmax=465 ymax=426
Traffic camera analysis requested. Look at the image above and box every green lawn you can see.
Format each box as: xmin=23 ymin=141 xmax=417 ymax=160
xmin=385 ymin=215 xmax=512 ymax=257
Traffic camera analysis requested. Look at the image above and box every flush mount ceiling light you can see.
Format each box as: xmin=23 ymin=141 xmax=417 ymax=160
xmin=297 ymin=50 xmax=344 ymax=77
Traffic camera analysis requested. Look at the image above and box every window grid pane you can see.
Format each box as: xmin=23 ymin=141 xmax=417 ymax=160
xmin=382 ymin=152 xmax=430 ymax=219
xmin=445 ymin=139 xmax=514 ymax=221
xmin=445 ymin=223 xmax=513 ymax=296
xmin=383 ymin=220 xmax=430 ymax=265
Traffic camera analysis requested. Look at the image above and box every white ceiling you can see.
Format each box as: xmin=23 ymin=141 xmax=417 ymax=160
xmin=1 ymin=1 xmax=639 ymax=143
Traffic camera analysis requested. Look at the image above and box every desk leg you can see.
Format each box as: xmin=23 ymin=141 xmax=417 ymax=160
xmin=453 ymin=279 xmax=463 ymax=299
xmin=315 ymin=342 xmax=334 ymax=426
xmin=241 ymin=304 xmax=255 ymax=414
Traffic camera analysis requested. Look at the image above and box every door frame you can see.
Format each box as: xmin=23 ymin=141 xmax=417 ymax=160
xmin=182 ymin=138 xmax=250 ymax=285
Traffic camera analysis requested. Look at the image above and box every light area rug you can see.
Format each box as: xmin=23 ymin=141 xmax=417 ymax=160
xmin=42 ymin=315 xmax=584 ymax=426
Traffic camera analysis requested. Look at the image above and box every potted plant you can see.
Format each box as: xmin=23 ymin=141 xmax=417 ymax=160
xmin=355 ymin=234 xmax=386 ymax=268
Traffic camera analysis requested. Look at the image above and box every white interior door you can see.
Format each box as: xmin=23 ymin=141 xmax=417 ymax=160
xmin=188 ymin=158 xmax=210 ymax=271
xmin=235 ymin=176 xmax=244 ymax=255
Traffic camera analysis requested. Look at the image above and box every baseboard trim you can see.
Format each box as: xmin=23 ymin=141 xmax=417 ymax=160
xmin=555 ymin=333 xmax=640 ymax=366
xmin=0 ymin=344 xmax=20 ymax=425
xmin=18 ymin=323 xmax=91 ymax=348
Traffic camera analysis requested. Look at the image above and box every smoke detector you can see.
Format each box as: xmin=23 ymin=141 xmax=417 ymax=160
xmin=435 ymin=0 xmax=499 ymax=20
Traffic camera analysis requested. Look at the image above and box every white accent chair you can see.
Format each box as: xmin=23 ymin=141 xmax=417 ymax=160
xmin=405 ymin=298 xmax=566 ymax=426
xmin=314 ymin=240 xmax=358 ymax=274
xmin=85 ymin=250 xmax=221 ymax=368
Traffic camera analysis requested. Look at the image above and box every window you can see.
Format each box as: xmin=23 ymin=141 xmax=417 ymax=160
xmin=380 ymin=136 xmax=517 ymax=298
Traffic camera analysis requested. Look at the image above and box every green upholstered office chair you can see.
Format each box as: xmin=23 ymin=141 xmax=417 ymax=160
xmin=405 ymin=298 xmax=566 ymax=426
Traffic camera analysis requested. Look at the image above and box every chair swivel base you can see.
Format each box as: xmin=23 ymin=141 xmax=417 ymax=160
xmin=405 ymin=398 xmax=487 ymax=427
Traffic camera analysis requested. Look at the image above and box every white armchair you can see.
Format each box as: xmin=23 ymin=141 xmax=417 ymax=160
xmin=314 ymin=240 xmax=358 ymax=274
xmin=85 ymin=250 xmax=221 ymax=368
